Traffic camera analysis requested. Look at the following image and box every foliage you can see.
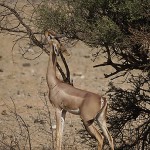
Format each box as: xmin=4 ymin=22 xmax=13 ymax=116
xmin=108 ymin=74 xmax=150 ymax=149
xmin=37 ymin=0 xmax=150 ymax=74
xmin=36 ymin=0 xmax=150 ymax=149
xmin=0 ymin=0 xmax=149 ymax=149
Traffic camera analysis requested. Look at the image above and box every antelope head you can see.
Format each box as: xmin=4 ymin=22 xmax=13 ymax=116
xmin=45 ymin=30 xmax=70 ymax=56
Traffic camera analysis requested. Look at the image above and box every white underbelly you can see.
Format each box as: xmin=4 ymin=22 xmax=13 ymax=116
xmin=67 ymin=109 xmax=80 ymax=115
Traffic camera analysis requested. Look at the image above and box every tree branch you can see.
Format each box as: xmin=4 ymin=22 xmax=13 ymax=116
xmin=0 ymin=2 xmax=71 ymax=83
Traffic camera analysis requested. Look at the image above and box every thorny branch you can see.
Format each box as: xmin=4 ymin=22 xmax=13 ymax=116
xmin=0 ymin=1 xmax=71 ymax=83
xmin=93 ymin=29 xmax=150 ymax=78
xmin=10 ymin=97 xmax=32 ymax=150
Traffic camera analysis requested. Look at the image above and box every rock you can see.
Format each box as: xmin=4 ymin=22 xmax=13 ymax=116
xmin=1 ymin=110 xmax=7 ymax=115
xmin=22 ymin=63 xmax=31 ymax=67
xmin=0 ymin=69 xmax=3 ymax=72
xmin=34 ymin=119 xmax=45 ymax=125
xmin=52 ymin=124 xmax=56 ymax=129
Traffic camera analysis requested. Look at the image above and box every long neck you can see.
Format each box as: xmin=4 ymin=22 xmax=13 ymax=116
xmin=47 ymin=49 xmax=58 ymax=88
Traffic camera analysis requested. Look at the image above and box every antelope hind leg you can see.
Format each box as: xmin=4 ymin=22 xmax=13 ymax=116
xmin=84 ymin=122 xmax=104 ymax=150
xmin=97 ymin=112 xmax=114 ymax=150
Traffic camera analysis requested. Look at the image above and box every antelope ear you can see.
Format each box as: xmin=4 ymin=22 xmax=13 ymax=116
xmin=47 ymin=29 xmax=56 ymax=36
xmin=61 ymin=46 xmax=70 ymax=56
xmin=55 ymin=34 xmax=65 ymax=39
xmin=63 ymin=49 xmax=70 ymax=56
xmin=44 ymin=30 xmax=49 ymax=37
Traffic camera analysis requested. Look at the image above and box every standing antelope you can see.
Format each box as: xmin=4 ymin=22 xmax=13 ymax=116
xmin=45 ymin=30 xmax=114 ymax=150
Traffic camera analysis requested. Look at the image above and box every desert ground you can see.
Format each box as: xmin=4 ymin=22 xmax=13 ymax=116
xmin=0 ymin=1 xmax=135 ymax=148
xmin=0 ymin=30 xmax=121 ymax=150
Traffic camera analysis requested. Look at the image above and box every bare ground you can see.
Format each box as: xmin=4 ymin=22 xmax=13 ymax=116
xmin=0 ymin=32 xmax=120 ymax=150
xmin=2 ymin=21 xmax=142 ymax=149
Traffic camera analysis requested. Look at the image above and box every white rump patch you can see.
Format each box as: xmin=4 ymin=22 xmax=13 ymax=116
xmin=101 ymin=98 xmax=105 ymax=109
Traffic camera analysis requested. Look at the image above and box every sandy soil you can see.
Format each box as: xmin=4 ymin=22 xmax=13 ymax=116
xmin=0 ymin=31 xmax=118 ymax=150
xmin=0 ymin=2 xmax=130 ymax=148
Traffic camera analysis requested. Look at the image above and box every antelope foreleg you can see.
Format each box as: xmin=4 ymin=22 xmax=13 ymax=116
xmin=55 ymin=109 xmax=66 ymax=150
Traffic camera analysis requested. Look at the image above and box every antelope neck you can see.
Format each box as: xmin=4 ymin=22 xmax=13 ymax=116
xmin=47 ymin=50 xmax=58 ymax=89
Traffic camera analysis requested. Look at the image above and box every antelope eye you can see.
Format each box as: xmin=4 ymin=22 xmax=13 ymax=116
xmin=48 ymin=35 xmax=52 ymax=39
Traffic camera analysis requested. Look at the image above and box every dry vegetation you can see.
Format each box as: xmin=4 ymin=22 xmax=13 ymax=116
xmin=0 ymin=0 xmax=149 ymax=150
xmin=0 ymin=33 xmax=114 ymax=149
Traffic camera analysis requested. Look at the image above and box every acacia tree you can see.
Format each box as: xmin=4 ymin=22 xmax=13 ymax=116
xmin=0 ymin=0 xmax=150 ymax=149
xmin=0 ymin=0 xmax=71 ymax=82
xmin=36 ymin=0 xmax=150 ymax=149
